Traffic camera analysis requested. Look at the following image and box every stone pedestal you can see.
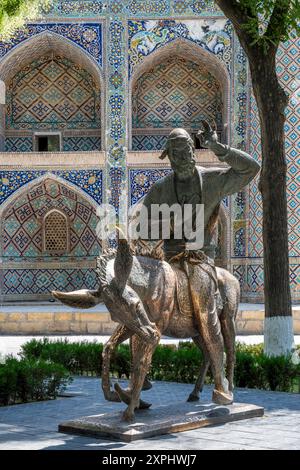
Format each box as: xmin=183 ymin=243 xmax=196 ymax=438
xmin=59 ymin=401 xmax=264 ymax=442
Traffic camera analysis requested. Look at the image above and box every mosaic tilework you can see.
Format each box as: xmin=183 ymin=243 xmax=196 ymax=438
xmin=232 ymin=41 xmax=248 ymax=150
xmin=5 ymin=137 xmax=33 ymax=152
xmin=106 ymin=20 xmax=127 ymax=216
xmin=233 ymin=263 xmax=300 ymax=301
xmin=126 ymin=0 xmax=169 ymax=14
xmin=129 ymin=168 xmax=172 ymax=205
xmin=246 ymin=265 xmax=264 ymax=293
xmin=233 ymin=221 xmax=246 ymax=257
xmin=63 ymin=136 xmax=101 ymax=151
xmin=132 ymin=134 xmax=168 ymax=150
xmin=2 ymin=178 xmax=101 ymax=259
xmin=3 ymin=178 xmax=100 ymax=259
xmin=233 ymin=191 xmax=246 ymax=220
xmin=2 ymin=268 xmax=98 ymax=295
xmin=44 ymin=0 xmax=221 ymax=18
xmin=232 ymin=264 xmax=246 ymax=290
xmin=6 ymin=55 xmax=101 ymax=130
xmin=248 ymin=93 xmax=263 ymax=258
xmin=128 ymin=19 xmax=232 ymax=78
xmin=0 ymin=170 xmax=103 ymax=205
xmin=0 ymin=23 xmax=102 ymax=66
xmin=46 ymin=0 xmax=106 ymax=17
xmin=279 ymin=38 xmax=300 ymax=258
xmin=132 ymin=56 xmax=222 ymax=130
xmin=171 ymin=0 xmax=220 ymax=15
xmin=248 ymin=37 xmax=300 ymax=260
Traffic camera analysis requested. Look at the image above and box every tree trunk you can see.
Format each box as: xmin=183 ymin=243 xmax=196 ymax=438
xmin=249 ymin=53 xmax=294 ymax=356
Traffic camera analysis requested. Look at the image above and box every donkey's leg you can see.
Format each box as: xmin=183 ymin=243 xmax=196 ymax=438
xmin=130 ymin=334 xmax=153 ymax=391
xmin=187 ymin=335 xmax=210 ymax=402
xmin=115 ymin=334 xmax=160 ymax=422
xmin=217 ymin=270 xmax=239 ymax=394
xmin=102 ymin=324 xmax=131 ymax=402
xmin=190 ymin=270 xmax=232 ymax=405
xmin=219 ymin=300 xmax=237 ymax=393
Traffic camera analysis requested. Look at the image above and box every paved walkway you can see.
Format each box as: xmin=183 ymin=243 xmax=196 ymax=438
xmin=0 ymin=377 xmax=299 ymax=450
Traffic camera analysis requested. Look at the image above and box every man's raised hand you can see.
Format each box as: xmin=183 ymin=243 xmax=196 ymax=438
xmin=196 ymin=120 xmax=218 ymax=149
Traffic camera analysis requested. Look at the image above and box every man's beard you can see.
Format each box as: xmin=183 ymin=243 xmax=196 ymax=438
xmin=174 ymin=162 xmax=195 ymax=179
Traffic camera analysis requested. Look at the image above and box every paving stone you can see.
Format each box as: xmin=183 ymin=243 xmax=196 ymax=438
xmin=0 ymin=376 xmax=299 ymax=449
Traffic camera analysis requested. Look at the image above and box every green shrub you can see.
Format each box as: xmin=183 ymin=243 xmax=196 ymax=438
xmin=111 ymin=344 xmax=131 ymax=379
xmin=20 ymin=338 xmax=300 ymax=393
xmin=21 ymin=338 xmax=103 ymax=376
xmin=0 ymin=356 xmax=72 ymax=406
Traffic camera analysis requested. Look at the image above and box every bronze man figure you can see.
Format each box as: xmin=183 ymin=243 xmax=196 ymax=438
xmin=140 ymin=121 xmax=260 ymax=403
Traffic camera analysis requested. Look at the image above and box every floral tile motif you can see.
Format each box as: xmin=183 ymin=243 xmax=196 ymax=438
xmin=0 ymin=170 xmax=103 ymax=205
xmin=0 ymin=22 xmax=102 ymax=66
xmin=128 ymin=18 xmax=232 ymax=77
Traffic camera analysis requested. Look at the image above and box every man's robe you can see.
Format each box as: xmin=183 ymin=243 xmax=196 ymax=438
xmin=140 ymin=146 xmax=260 ymax=259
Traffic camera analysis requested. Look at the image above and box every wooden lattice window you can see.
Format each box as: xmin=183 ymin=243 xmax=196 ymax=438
xmin=44 ymin=210 xmax=68 ymax=253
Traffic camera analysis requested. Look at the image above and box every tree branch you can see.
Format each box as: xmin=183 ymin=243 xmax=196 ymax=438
xmin=264 ymin=0 xmax=290 ymax=45
xmin=215 ymin=0 xmax=259 ymax=56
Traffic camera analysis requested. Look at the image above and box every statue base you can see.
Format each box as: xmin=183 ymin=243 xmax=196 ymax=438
xmin=58 ymin=401 xmax=264 ymax=442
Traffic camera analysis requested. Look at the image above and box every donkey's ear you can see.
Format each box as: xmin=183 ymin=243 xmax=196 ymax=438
xmin=114 ymin=238 xmax=133 ymax=287
xmin=52 ymin=289 xmax=102 ymax=309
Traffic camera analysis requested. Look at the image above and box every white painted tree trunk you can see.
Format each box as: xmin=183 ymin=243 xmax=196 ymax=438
xmin=264 ymin=316 xmax=295 ymax=357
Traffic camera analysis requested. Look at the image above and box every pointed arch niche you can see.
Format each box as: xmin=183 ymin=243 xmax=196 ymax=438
xmin=0 ymin=32 xmax=105 ymax=153
xmin=129 ymin=39 xmax=231 ymax=151
xmin=0 ymin=174 xmax=101 ymax=301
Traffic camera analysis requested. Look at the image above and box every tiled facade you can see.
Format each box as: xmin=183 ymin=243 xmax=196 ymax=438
xmin=0 ymin=0 xmax=298 ymax=302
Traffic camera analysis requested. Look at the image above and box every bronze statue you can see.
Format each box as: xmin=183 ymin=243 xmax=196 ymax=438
xmin=53 ymin=121 xmax=260 ymax=422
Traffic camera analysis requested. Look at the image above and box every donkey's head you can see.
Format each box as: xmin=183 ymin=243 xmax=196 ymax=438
xmin=52 ymin=233 xmax=159 ymax=345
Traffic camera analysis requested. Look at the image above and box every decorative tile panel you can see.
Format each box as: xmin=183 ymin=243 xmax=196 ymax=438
xmin=0 ymin=170 xmax=103 ymax=205
xmin=132 ymin=56 xmax=222 ymax=131
xmin=232 ymin=220 xmax=246 ymax=257
xmin=128 ymin=19 xmax=232 ymax=78
xmin=0 ymin=23 xmax=102 ymax=66
xmin=106 ymin=20 xmax=127 ymax=218
xmin=46 ymin=1 xmax=106 ymax=17
xmin=132 ymin=134 xmax=167 ymax=150
xmin=248 ymin=37 xmax=300 ymax=260
xmin=2 ymin=177 xmax=101 ymax=259
xmin=6 ymin=55 xmax=101 ymax=130
xmin=63 ymin=136 xmax=101 ymax=151
xmin=2 ymin=268 xmax=98 ymax=295
xmin=5 ymin=137 xmax=33 ymax=152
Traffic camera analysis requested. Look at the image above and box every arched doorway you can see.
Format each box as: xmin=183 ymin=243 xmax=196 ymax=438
xmin=129 ymin=39 xmax=230 ymax=150
xmin=0 ymin=175 xmax=101 ymax=301
xmin=0 ymin=32 xmax=104 ymax=152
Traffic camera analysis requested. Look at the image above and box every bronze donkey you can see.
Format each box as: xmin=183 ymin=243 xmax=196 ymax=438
xmin=53 ymin=238 xmax=239 ymax=422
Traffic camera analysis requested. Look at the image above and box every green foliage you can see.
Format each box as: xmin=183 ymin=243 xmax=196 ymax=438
xmin=20 ymin=338 xmax=300 ymax=393
xmin=0 ymin=0 xmax=51 ymax=39
xmin=110 ymin=344 xmax=131 ymax=379
xmin=20 ymin=338 xmax=103 ymax=376
xmin=0 ymin=356 xmax=71 ymax=406
xmin=217 ymin=0 xmax=300 ymax=53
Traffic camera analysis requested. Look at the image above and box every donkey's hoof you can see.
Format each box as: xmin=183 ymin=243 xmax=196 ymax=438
xmin=212 ymin=389 xmax=233 ymax=405
xmin=104 ymin=390 xmax=121 ymax=402
xmin=122 ymin=409 xmax=135 ymax=422
xmin=187 ymin=393 xmax=199 ymax=402
xmin=114 ymin=383 xmax=131 ymax=405
xmin=114 ymin=383 xmax=152 ymax=409
xmin=138 ymin=399 xmax=152 ymax=409
xmin=142 ymin=376 xmax=152 ymax=391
